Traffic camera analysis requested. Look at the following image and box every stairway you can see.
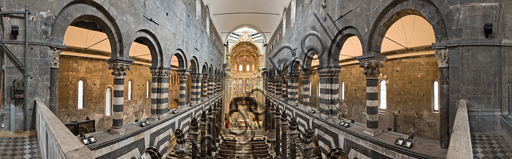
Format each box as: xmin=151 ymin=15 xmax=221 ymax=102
xmin=217 ymin=139 xmax=237 ymax=158
xmin=251 ymin=140 xmax=270 ymax=158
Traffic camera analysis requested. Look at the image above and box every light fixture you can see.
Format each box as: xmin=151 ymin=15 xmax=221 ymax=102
xmin=395 ymin=138 xmax=404 ymax=146
xmin=404 ymin=140 xmax=413 ymax=148
xmin=339 ymin=121 xmax=350 ymax=128
xmin=140 ymin=122 xmax=147 ymax=127
xmin=172 ymin=109 xmax=179 ymax=114
xmin=145 ymin=120 xmax=150 ymax=125
xmin=484 ymin=23 xmax=493 ymax=38
xmin=308 ymin=110 xmax=315 ymax=114
xmin=81 ymin=138 xmax=90 ymax=145
xmin=88 ymin=136 xmax=97 ymax=144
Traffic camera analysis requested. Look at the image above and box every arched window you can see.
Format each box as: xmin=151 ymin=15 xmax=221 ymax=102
xmin=246 ymin=65 xmax=250 ymax=72
xmin=379 ymin=80 xmax=387 ymax=109
xmin=146 ymin=81 xmax=150 ymax=98
xmin=106 ymin=87 xmax=112 ymax=116
xmin=318 ymin=81 xmax=321 ymax=97
xmin=239 ymin=65 xmax=242 ymax=72
xmin=282 ymin=9 xmax=287 ymax=35
xmin=252 ymin=64 xmax=255 ymax=71
xmin=78 ymin=80 xmax=84 ymax=109
xmin=291 ymin=0 xmax=296 ymax=26
xmin=128 ymin=80 xmax=132 ymax=100
xmin=309 ymin=82 xmax=311 ymax=96
xmin=341 ymin=82 xmax=345 ymax=101
xmin=433 ymin=81 xmax=439 ymax=112
xmin=235 ymin=64 xmax=237 ymax=71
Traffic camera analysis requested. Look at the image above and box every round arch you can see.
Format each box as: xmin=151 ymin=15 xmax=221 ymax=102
xmin=223 ymin=24 xmax=268 ymax=44
xmin=130 ymin=29 xmax=163 ymax=68
xmin=52 ymin=1 xmax=124 ymax=58
xmin=302 ymin=50 xmax=318 ymax=69
xmin=170 ymin=49 xmax=188 ymax=70
xmin=328 ymin=26 xmax=364 ymax=68
xmin=189 ymin=56 xmax=200 ymax=74
xmin=367 ymin=0 xmax=448 ymax=55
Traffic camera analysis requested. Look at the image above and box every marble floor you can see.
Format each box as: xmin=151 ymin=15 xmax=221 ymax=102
xmin=0 ymin=136 xmax=40 ymax=159
xmin=471 ymin=133 xmax=512 ymax=159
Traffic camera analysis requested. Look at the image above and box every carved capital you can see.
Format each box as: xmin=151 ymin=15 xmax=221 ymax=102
xmin=108 ymin=63 xmax=131 ymax=77
xmin=49 ymin=48 xmax=61 ymax=68
xmin=150 ymin=69 xmax=171 ymax=77
xmin=177 ymin=71 xmax=189 ymax=80
xmin=318 ymin=68 xmax=340 ymax=78
xmin=301 ymin=71 xmax=311 ymax=80
xmin=359 ymin=60 xmax=384 ymax=78
xmin=435 ymin=49 xmax=449 ymax=68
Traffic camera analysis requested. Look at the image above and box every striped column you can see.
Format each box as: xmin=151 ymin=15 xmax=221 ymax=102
xmin=108 ymin=62 xmax=131 ymax=135
xmin=275 ymin=77 xmax=281 ymax=97
xmin=318 ymin=68 xmax=340 ymax=117
xmin=287 ymin=73 xmax=299 ymax=104
xmin=177 ymin=70 xmax=190 ymax=109
xmin=208 ymin=76 xmax=214 ymax=97
xmin=268 ymin=78 xmax=273 ymax=94
xmin=191 ymin=74 xmax=202 ymax=104
xmin=282 ymin=75 xmax=288 ymax=99
xmin=359 ymin=60 xmax=384 ymax=136
xmin=301 ymin=71 xmax=311 ymax=110
xmin=202 ymin=74 xmax=209 ymax=100
xmin=150 ymin=68 xmax=171 ymax=120
xmin=217 ymin=77 xmax=221 ymax=94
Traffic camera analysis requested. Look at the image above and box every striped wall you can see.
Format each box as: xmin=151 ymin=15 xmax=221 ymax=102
xmin=89 ymin=95 xmax=222 ymax=159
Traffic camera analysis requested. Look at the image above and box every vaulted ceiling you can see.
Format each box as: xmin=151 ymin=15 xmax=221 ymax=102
xmin=203 ymin=0 xmax=291 ymax=43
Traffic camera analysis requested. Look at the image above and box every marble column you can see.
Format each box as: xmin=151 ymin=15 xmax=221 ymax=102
xmin=177 ymin=70 xmax=190 ymax=109
xmin=301 ymin=70 xmax=311 ymax=110
xmin=108 ymin=62 xmax=131 ymax=135
xmin=191 ymin=74 xmax=202 ymax=105
xmin=435 ymin=48 xmax=450 ymax=148
xmin=274 ymin=108 xmax=281 ymax=158
xmin=281 ymin=112 xmax=288 ymax=159
xmin=202 ymin=74 xmax=209 ymax=100
xmin=275 ymin=77 xmax=282 ymax=97
xmin=150 ymin=68 xmax=171 ymax=120
xmin=287 ymin=73 xmax=300 ymax=104
xmin=318 ymin=68 xmax=340 ymax=118
xmin=49 ymin=48 xmax=61 ymax=115
xmin=282 ymin=74 xmax=288 ymax=99
xmin=208 ymin=76 xmax=214 ymax=97
xmin=359 ymin=59 xmax=385 ymax=136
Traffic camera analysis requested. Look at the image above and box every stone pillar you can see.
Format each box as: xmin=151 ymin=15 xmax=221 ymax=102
xmin=208 ymin=76 xmax=214 ymax=97
xmin=359 ymin=60 xmax=385 ymax=136
xmin=281 ymin=112 xmax=288 ymax=159
xmin=202 ymin=74 xmax=209 ymax=100
xmin=177 ymin=70 xmax=190 ymax=109
xmin=191 ymin=74 xmax=201 ymax=105
xmin=150 ymin=68 xmax=171 ymax=120
xmin=282 ymin=74 xmax=288 ymax=99
xmin=318 ymin=68 xmax=340 ymax=118
xmin=287 ymin=73 xmax=299 ymax=104
xmin=301 ymin=70 xmax=311 ymax=110
xmin=301 ymin=129 xmax=314 ymax=159
xmin=49 ymin=48 xmax=61 ymax=115
xmin=217 ymin=77 xmax=221 ymax=94
xmin=174 ymin=129 xmax=187 ymax=159
xmin=288 ymin=118 xmax=299 ymax=159
xmin=274 ymin=108 xmax=281 ymax=158
xmin=190 ymin=118 xmax=200 ymax=159
xmin=435 ymin=48 xmax=450 ymax=148
xmin=207 ymin=108 xmax=214 ymax=157
xmin=108 ymin=62 xmax=131 ymax=135
xmin=200 ymin=112 xmax=207 ymax=158
xmin=275 ymin=77 xmax=282 ymax=97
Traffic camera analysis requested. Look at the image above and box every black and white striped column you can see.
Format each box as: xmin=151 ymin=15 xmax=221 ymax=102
xmin=275 ymin=77 xmax=282 ymax=97
xmin=150 ymin=68 xmax=171 ymax=120
xmin=108 ymin=62 xmax=131 ymax=134
xmin=268 ymin=78 xmax=273 ymax=94
xmin=301 ymin=71 xmax=311 ymax=110
xmin=318 ymin=68 xmax=340 ymax=117
xmin=287 ymin=73 xmax=299 ymax=104
xmin=208 ymin=76 xmax=214 ymax=97
xmin=216 ymin=77 xmax=221 ymax=94
xmin=359 ymin=60 xmax=384 ymax=136
xmin=202 ymin=74 xmax=208 ymax=100
xmin=191 ymin=74 xmax=202 ymax=104
xmin=177 ymin=70 xmax=190 ymax=109
xmin=282 ymin=75 xmax=288 ymax=99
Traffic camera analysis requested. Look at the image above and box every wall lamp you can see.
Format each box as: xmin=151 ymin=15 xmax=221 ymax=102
xmin=484 ymin=23 xmax=493 ymax=38
xmin=11 ymin=25 xmax=19 ymax=40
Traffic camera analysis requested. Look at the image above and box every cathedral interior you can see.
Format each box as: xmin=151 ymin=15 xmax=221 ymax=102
xmin=0 ymin=0 xmax=510 ymax=159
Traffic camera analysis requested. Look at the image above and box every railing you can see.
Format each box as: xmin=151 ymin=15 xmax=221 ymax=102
xmin=35 ymin=98 xmax=93 ymax=159
xmin=446 ymin=99 xmax=473 ymax=158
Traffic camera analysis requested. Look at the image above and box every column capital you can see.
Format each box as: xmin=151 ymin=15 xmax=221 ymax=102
xmin=108 ymin=63 xmax=131 ymax=76
xmin=287 ymin=73 xmax=300 ymax=79
xmin=318 ymin=67 xmax=340 ymax=78
xmin=359 ymin=60 xmax=384 ymax=78
xmin=49 ymin=48 xmax=61 ymax=68
xmin=435 ymin=48 xmax=449 ymax=68
xmin=177 ymin=70 xmax=190 ymax=79
xmin=150 ymin=68 xmax=172 ymax=77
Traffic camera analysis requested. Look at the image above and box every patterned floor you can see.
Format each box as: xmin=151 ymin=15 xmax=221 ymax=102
xmin=471 ymin=133 xmax=512 ymax=159
xmin=0 ymin=137 xmax=40 ymax=159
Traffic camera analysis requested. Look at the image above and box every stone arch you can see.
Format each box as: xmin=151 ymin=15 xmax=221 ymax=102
xmin=189 ymin=56 xmax=199 ymax=74
xmin=52 ymin=1 xmax=124 ymax=58
xmin=302 ymin=50 xmax=318 ymax=69
xmin=131 ymin=29 xmax=163 ymax=68
xmin=209 ymin=65 xmax=213 ymax=75
xmin=328 ymin=26 xmax=364 ymax=68
xmin=223 ymin=24 xmax=268 ymax=43
xmin=287 ymin=57 xmax=302 ymax=74
xmin=170 ymin=49 xmax=188 ymax=70
xmin=202 ymin=63 xmax=208 ymax=74
xmin=367 ymin=0 xmax=448 ymax=54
